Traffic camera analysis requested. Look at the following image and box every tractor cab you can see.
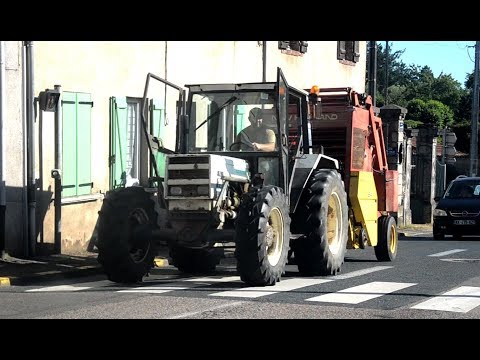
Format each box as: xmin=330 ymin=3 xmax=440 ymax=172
xmin=182 ymin=68 xmax=309 ymax=193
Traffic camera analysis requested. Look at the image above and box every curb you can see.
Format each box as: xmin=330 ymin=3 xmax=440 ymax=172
xmin=154 ymin=258 xmax=169 ymax=267
xmin=7 ymin=265 xmax=104 ymax=286
xmin=3 ymin=257 xmax=170 ymax=287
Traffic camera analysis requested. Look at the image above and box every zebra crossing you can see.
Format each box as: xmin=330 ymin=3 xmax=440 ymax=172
xmin=24 ymin=274 xmax=480 ymax=314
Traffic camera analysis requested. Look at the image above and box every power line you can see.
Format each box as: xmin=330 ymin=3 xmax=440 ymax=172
xmin=470 ymin=41 xmax=480 ymax=177
xmin=467 ymin=46 xmax=475 ymax=63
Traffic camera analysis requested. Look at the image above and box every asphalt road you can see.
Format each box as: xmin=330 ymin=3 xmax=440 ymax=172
xmin=1 ymin=233 xmax=480 ymax=319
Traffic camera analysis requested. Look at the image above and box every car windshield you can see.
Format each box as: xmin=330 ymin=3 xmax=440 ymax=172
xmin=188 ymin=91 xmax=277 ymax=152
xmin=444 ymin=179 xmax=480 ymax=199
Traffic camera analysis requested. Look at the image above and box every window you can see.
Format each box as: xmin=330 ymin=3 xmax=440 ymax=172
xmin=278 ymin=41 xmax=308 ymax=54
xmin=62 ymin=92 xmax=93 ymax=197
xmin=109 ymin=97 xmax=143 ymax=189
xmin=337 ymin=41 xmax=360 ymax=63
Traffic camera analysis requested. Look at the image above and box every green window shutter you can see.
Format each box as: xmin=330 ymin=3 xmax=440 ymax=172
xmin=150 ymin=98 xmax=166 ymax=178
xmin=236 ymin=105 xmax=247 ymax=131
xmin=76 ymin=93 xmax=92 ymax=195
xmin=62 ymin=92 xmax=78 ymax=197
xmin=110 ymin=96 xmax=128 ymax=189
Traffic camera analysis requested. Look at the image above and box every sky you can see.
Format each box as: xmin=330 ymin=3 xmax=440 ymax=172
xmin=386 ymin=41 xmax=476 ymax=87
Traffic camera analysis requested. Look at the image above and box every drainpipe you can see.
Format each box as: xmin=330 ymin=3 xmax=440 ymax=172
xmin=262 ymin=41 xmax=267 ymax=82
xmin=21 ymin=44 xmax=28 ymax=257
xmin=0 ymin=41 xmax=6 ymax=258
xmin=53 ymin=84 xmax=62 ymax=254
xmin=25 ymin=41 xmax=36 ymax=257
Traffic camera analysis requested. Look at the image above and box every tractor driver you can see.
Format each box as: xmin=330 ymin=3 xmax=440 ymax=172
xmin=235 ymin=107 xmax=276 ymax=152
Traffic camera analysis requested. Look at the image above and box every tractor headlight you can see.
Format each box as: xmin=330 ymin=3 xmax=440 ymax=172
xmin=197 ymin=186 xmax=210 ymax=196
xmin=433 ymin=208 xmax=447 ymax=216
xmin=170 ymin=186 xmax=183 ymax=196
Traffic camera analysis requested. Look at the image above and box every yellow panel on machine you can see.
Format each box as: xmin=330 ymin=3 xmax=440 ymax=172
xmin=349 ymin=171 xmax=378 ymax=246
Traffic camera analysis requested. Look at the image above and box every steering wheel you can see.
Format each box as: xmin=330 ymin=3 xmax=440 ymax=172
xmin=229 ymin=132 xmax=255 ymax=151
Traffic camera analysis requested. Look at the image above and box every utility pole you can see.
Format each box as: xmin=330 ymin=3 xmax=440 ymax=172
xmin=470 ymin=41 xmax=480 ymax=177
xmin=384 ymin=41 xmax=389 ymax=105
xmin=368 ymin=41 xmax=377 ymax=107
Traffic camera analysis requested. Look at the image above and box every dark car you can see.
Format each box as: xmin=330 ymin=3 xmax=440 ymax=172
xmin=433 ymin=176 xmax=480 ymax=239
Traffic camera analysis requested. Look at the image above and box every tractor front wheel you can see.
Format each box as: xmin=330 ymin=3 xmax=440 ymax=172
xmin=97 ymin=187 xmax=157 ymax=283
xmin=235 ymin=186 xmax=291 ymax=286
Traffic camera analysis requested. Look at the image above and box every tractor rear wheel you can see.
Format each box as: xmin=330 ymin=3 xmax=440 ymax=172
xmin=97 ymin=187 xmax=158 ymax=283
xmin=235 ymin=186 xmax=291 ymax=286
xmin=374 ymin=215 xmax=398 ymax=261
xmin=295 ymin=169 xmax=348 ymax=276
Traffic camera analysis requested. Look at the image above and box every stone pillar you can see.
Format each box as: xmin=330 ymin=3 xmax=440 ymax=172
xmin=403 ymin=131 xmax=414 ymax=226
xmin=410 ymin=126 xmax=438 ymax=224
xmin=379 ymin=105 xmax=408 ymax=225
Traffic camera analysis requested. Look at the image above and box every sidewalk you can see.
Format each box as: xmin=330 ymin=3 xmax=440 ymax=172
xmin=0 ymin=252 xmax=103 ymax=286
xmin=398 ymin=224 xmax=433 ymax=238
xmin=0 ymin=248 xmax=170 ymax=287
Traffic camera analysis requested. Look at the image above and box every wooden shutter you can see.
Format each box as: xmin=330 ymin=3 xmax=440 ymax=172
xmin=110 ymin=96 xmax=128 ymax=189
xmin=62 ymin=92 xmax=78 ymax=197
xmin=76 ymin=93 xmax=92 ymax=195
xmin=354 ymin=41 xmax=360 ymax=62
xmin=337 ymin=41 xmax=346 ymax=60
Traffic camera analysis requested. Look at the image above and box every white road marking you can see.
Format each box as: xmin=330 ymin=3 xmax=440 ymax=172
xmin=306 ymin=281 xmax=417 ymax=304
xmin=26 ymin=280 xmax=112 ymax=292
xmin=333 ymin=266 xmax=393 ymax=280
xmin=27 ymin=285 xmax=93 ymax=292
xmin=118 ymin=286 xmax=190 ymax=294
xmin=166 ymin=301 xmax=246 ymax=319
xmin=210 ymin=278 xmax=332 ymax=298
xmin=184 ymin=276 xmax=241 ymax=283
xmin=411 ymin=286 xmax=480 ymax=313
xmin=428 ymin=249 xmax=467 ymax=257
xmin=440 ymin=258 xmax=480 ymax=263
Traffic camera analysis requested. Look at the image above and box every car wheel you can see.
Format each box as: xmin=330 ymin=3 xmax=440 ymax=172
xmin=433 ymin=224 xmax=445 ymax=240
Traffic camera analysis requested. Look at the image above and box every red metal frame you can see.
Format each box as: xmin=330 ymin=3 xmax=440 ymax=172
xmin=307 ymin=88 xmax=398 ymax=215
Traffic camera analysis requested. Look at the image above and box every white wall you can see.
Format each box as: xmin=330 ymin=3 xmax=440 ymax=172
xmin=13 ymin=41 xmax=368 ymax=251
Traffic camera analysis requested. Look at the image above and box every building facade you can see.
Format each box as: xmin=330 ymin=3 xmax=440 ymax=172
xmin=1 ymin=41 xmax=367 ymax=256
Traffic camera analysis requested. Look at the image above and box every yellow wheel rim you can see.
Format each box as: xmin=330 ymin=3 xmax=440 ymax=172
xmin=327 ymin=192 xmax=342 ymax=255
xmin=265 ymin=207 xmax=284 ymax=266
xmin=389 ymin=221 xmax=397 ymax=254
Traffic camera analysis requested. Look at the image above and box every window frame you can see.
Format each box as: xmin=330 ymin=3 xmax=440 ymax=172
xmin=337 ymin=41 xmax=360 ymax=64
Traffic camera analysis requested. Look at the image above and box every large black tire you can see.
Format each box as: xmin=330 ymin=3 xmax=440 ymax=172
xmin=235 ymin=186 xmax=291 ymax=286
xmin=433 ymin=224 xmax=445 ymax=240
xmin=97 ymin=187 xmax=157 ymax=283
xmin=169 ymin=246 xmax=223 ymax=274
xmin=294 ymin=169 xmax=349 ymax=276
xmin=374 ymin=215 xmax=398 ymax=261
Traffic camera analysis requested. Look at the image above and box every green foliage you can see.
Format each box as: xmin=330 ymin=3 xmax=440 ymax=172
xmin=406 ymin=98 xmax=454 ymax=128
xmin=366 ymin=41 xmax=475 ymax=153
xmin=404 ymin=119 xmax=423 ymax=128
xmin=424 ymin=100 xmax=454 ymax=128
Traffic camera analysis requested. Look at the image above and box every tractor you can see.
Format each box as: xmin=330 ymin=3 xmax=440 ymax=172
xmin=97 ymin=68 xmax=398 ymax=286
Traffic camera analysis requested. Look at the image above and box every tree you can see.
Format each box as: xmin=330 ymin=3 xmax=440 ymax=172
xmin=406 ymin=98 xmax=454 ymax=129
xmin=366 ymin=42 xmax=409 ymax=107
xmin=367 ymin=42 xmax=473 ymax=153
